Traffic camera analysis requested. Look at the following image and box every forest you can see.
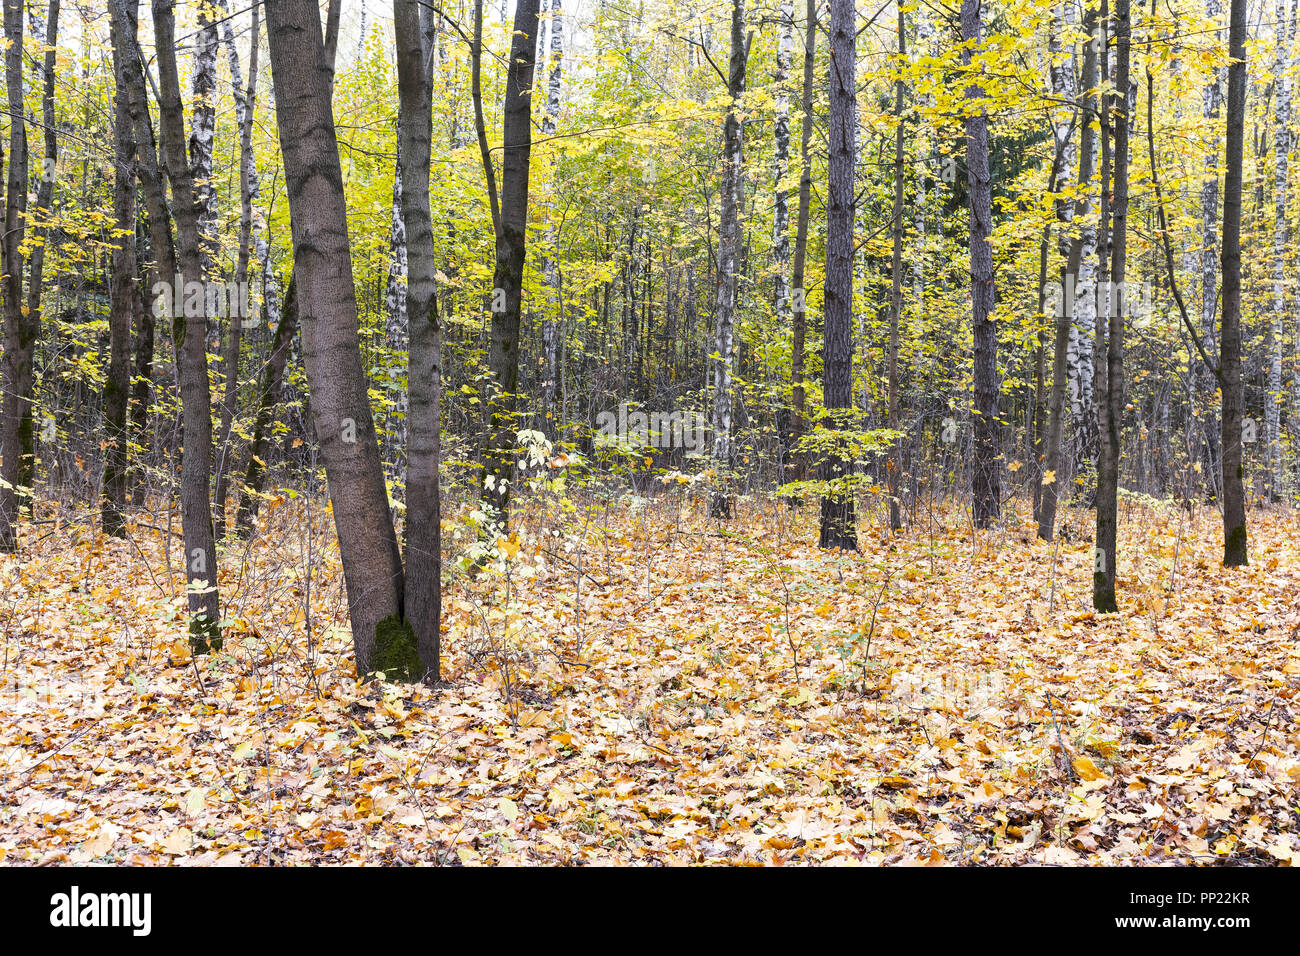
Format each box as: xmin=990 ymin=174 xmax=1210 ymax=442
xmin=0 ymin=0 xmax=1298 ymax=869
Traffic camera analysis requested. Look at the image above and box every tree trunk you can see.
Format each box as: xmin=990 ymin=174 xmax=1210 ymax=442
xmin=106 ymin=0 xmax=134 ymax=538
xmin=148 ymin=0 xmax=222 ymax=650
xmin=214 ymin=0 xmax=261 ymax=538
xmin=962 ymin=0 xmax=1000 ymax=528
xmin=786 ymin=0 xmax=817 ymax=494
xmin=265 ymin=0 xmax=406 ymax=675
xmin=1220 ymin=0 xmax=1249 ymax=566
xmin=819 ymin=0 xmax=857 ymax=551
xmin=481 ymin=0 xmax=541 ymax=525
xmin=540 ymin=0 xmax=565 ymax=424
xmin=1094 ymin=0 xmax=1130 ymax=613
xmin=1198 ymin=0 xmax=1224 ymax=496
xmin=1039 ymin=6 xmax=1098 ymax=542
xmin=1267 ymin=0 xmax=1290 ymax=500
xmin=0 ymin=0 xmax=29 ymax=551
xmin=885 ymin=4 xmax=906 ymax=532
xmin=709 ymin=0 xmax=749 ymax=520
xmin=396 ymin=0 xmax=442 ymax=680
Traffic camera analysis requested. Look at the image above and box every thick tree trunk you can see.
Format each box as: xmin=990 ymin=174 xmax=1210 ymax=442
xmin=1094 ymin=0 xmax=1130 ymax=613
xmin=265 ymin=0 xmax=405 ymax=675
xmin=962 ymin=0 xmax=1000 ymax=528
xmin=819 ymin=0 xmax=857 ymax=551
xmin=709 ymin=0 xmax=749 ymax=520
xmin=1220 ymin=0 xmax=1249 ymax=566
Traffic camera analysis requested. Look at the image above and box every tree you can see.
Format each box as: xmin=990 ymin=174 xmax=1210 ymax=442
xmin=478 ymin=0 xmax=542 ymax=525
xmin=787 ymin=0 xmax=817 ymax=493
xmin=1039 ymin=5 xmax=1099 ymax=542
xmin=962 ymin=0 xmax=1000 ymax=529
xmin=105 ymin=0 xmax=134 ymax=538
xmin=885 ymin=3 xmax=906 ymax=532
xmin=265 ymin=0 xmax=407 ymax=676
xmin=1093 ymin=0 xmax=1131 ymax=613
xmin=709 ymin=0 xmax=750 ymax=520
xmin=1220 ymin=0 xmax=1249 ymax=566
xmin=395 ymin=0 xmax=443 ymax=679
xmin=0 ymin=0 xmax=30 ymax=552
xmin=819 ymin=0 xmax=857 ymax=551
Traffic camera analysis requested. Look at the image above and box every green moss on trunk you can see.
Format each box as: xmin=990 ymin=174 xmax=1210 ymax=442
xmin=374 ymin=614 xmax=422 ymax=682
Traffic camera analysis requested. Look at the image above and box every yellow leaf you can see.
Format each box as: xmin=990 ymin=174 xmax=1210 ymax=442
xmin=1073 ymin=756 xmax=1107 ymax=781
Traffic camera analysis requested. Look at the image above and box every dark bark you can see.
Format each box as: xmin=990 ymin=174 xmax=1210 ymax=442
xmin=1094 ymin=0 xmax=1130 ymax=613
xmin=106 ymin=1 xmax=134 ymax=538
xmin=1220 ymin=0 xmax=1248 ymax=566
xmin=482 ymin=0 xmax=541 ymax=524
xmin=265 ymin=0 xmax=405 ymax=676
xmin=818 ymin=0 xmax=857 ymax=551
xmin=787 ymin=0 xmax=817 ymax=494
xmin=962 ymin=0 xmax=1000 ymax=528
xmin=0 ymin=0 xmax=30 ymax=551
xmin=396 ymin=0 xmax=442 ymax=679
xmin=1039 ymin=7 xmax=1099 ymax=542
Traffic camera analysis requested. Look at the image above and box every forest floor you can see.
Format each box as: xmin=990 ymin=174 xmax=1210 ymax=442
xmin=2 ymin=489 xmax=1299 ymax=865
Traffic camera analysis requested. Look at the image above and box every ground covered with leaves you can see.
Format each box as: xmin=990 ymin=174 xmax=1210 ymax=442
xmin=2 ymin=491 xmax=1298 ymax=865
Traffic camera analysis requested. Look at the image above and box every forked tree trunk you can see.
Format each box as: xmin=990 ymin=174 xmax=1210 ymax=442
xmin=265 ymin=0 xmax=405 ymax=675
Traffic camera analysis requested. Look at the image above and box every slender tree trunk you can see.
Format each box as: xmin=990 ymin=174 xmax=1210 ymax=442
xmin=819 ymin=0 xmax=857 ymax=550
xmin=787 ymin=0 xmax=817 ymax=493
xmin=214 ymin=0 xmax=261 ymax=538
xmin=265 ymin=0 xmax=405 ymax=675
xmin=1094 ymin=0 xmax=1130 ymax=613
xmin=540 ymin=0 xmax=565 ymax=424
xmin=885 ymin=4 xmax=906 ymax=532
xmin=396 ymin=0 xmax=442 ymax=680
xmin=709 ymin=0 xmax=749 ymax=520
xmin=147 ymin=0 xmax=222 ymax=650
xmin=481 ymin=0 xmax=541 ymax=525
xmin=962 ymin=0 xmax=1000 ymax=528
xmin=106 ymin=0 xmax=135 ymax=538
xmin=236 ymin=276 xmax=296 ymax=532
xmin=1040 ymin=7 xmax=1099 ymax=542
xmin=1267 ymin=0 xmax=1290 ymax=500
xmin=1199 ymin=0 xmax=1224 ymax=496
xmin=1220 ymin=0 xmax=1249 ymax=566
xmin=0 ymin=0 xmax=29 ymax=551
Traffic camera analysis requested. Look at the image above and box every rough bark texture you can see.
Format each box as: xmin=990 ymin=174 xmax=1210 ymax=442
xmin=819 ymin=0 xmax=857 ymax=551
xmin=1198 ymin=0 xmax=1224 ymax=496
xmin=885 ymin=5 xmax=906 ymax=532
xmin=962 ymin=0 xmax=1000 ymax=528
xmin=266 ymin=0 xmax=405 ymax=674
xmin=1220 ymin=0 xmax=1249 ymax=566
